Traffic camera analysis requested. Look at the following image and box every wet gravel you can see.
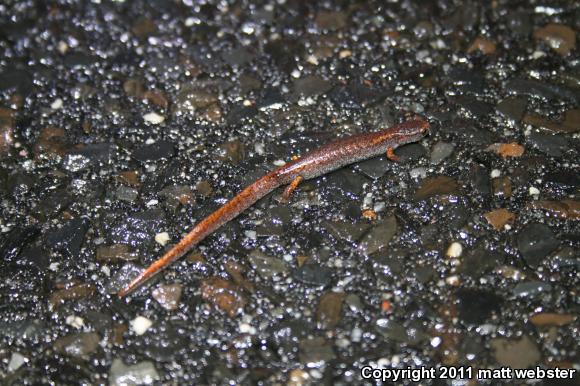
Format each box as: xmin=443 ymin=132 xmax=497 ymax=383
xmin=0 ymin=1 xmax=579 ymax=385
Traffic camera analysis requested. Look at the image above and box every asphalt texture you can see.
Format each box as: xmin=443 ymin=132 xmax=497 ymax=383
xmin=0 ymin=1 xmax=579 ymax=385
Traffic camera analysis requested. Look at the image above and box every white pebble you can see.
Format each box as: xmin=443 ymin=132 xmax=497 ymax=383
xmin=528 ymin=186 xmax=540 ymax=196
xmin=101 ymin=265 xmax=111 ymax=276
xmin=351 ymin=327 xmax=362 ymax=342
xmin=273 ymin=159 xmax=286 ymax=166
xmin=244 ymin=230 xmax=257 ymax=240
xmin=155 ymin=232 xmax=170 ymax=246
xmin=65 ymin=315 xmax=85 ymax=329
xmin=490 ymin=169 xmax=501 ymax=178
xmin=446 ymin=242 xmax=463 ymax=258
xmin=51 ymin=98 xmax=63 ymax=110
xmin=445 ymin=275 xmax=461 ymax=286
xmin=430 ymin=336 xmax=442 ymax=348
xmin=130 ymin=316 xmax=153 ymax=335
xmin=239 ymin=323 xmax=256 ymax=334
xmin=143 ymin=112 xmax=165 ymax=124
xmin=8 ymin=352 xmax=26 ymax=372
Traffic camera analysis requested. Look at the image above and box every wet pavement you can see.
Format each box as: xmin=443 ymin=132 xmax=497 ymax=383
xmin=0 ymin=1 xmax=578 ymax=385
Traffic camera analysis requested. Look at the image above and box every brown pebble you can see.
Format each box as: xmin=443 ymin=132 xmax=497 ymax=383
xmin=492 ymin=177 xmax=512 ymax=198
xmin=131 ymin=17 xmax=157 ymax=39
xmin=523 ymin=109 xmax=580 ymax=134
xmin=152 ymin=284 xmax=183 ymax=311
xmin=49 ymin=283 xmax=95 ymax=308
xmin=54 ymin=332 xmax=100 ymax=357
xmin=486 ymin=142 xmax=525 ymax=158
xmin=143 ymin=90 xmax=169 ymax=110
xmin=316 ymin=292 xmax=346 ymax=330
xmin=0 ymin=107 xmax=15 ymax=156
xmin=123 ymin=79 xmax=145 ymax=98
xmin=314 ymin=11 xmax=347 ymax=30
xmin=33 ymin=126 xmax=68 ymax=159
xmin=203 ymin=103 xmax=222 ymax=122
xmin=362 ymin=210 xmax=377 ymax=220
xmin=467 ymin=37 xmax=497 ymax=55
xmin=96 ymin=244 xmax=138 ymax=263
xmin=484 ymin=208 xmax=516 ymax=230
xmin=296 ymin=255 xmax=309 ymax=267
xmin=534 ymin=24 xmax=576 ymax=56
xmin=201 ymin=277 xmax=247 ymax=317
xmin=117 ymin=170 xmax=141 ymax=187
xmin=187 ymin=251 xmax=206 ymax=263
xmin=530 ymin=312 xmax=575 ymax=327
xmin=196 ymin=180 xmax=213 ymax=197
xmin=414 ymin=176 xmax=460 ymax=200
xmin=218 ymin=139 xmax=246 ymax=164
xmin=224 ymin=261 xmax=255 ymax=293
xmin=110 ymin=323 xmax=128 ymax=346
xmin=527 ymin=200 xmax=580 ymax=219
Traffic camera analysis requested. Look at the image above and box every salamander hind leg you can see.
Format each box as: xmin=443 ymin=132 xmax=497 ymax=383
xmin=278 ymin=176 xmax=303 ymax=203
xmin=386 ymin=147 xmax=401 ymax=162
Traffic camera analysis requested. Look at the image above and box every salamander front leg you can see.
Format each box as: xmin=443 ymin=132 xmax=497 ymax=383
xmin=279 ymin=176 xmax=303 ymax=203
xmin=386 ymin=147 xmax=400 ymax=162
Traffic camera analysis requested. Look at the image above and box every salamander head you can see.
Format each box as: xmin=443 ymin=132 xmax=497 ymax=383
xmin=395 ymin=117 xmax=430 ymax=139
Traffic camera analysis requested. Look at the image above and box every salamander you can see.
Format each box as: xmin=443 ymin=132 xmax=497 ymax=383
xmin=118 ymin=117 xmax=430 ymax=297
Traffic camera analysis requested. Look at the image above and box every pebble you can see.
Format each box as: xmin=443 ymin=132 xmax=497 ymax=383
xmin=492 ymin=176 xmax=512 ymax=198
xmin=533 ymin=24 xmax=576 ymax=56
xmin=323 ymin=220 xmax=371 ymax=243
xmin=316 ymin=292 xmax=345 ymax=330
xmin=0 ymin=107 xmax=15 ymax=157
xmin=523 ymin=109 xmax=580 ymax=134
xmin=484 ymin=208 xmax=515 ymax=230
xmin=154 ymin=231 xmax=170 ymax=246
xmin=529 ymin=313 xmax=575 ymax=327
xmin=505 ymin=78 xmax=578 ymax=103
xmin=358 ymin=215 xmax=397 ymax=255
xmin=293 ymin=264 xmax=333 ymax=287
xmin=53 ymin=332 xmax=100 ymax=358
xmin=62 ymin=143 xmax=116 ymax=172
xmin=130 ymin=316 xmax=153 ymax=335
xmin=513 ymin=281 xmax=552 ymax=297
xmin=456 ymin=288 xmax=503 ymax=324
xmin=527 ymin=132 xmax=569 ymax=157
xmin=490 ymin=335 xmax=541 ymax=368
xmin=414 ymin=176 xmax=459 ymax=200
xmin=8 ymin=352 xmax=26 ymax=372
xmin=109 ymin=359 xmax=160 ymax=386
xmin=96 ymin=244 xmax=138 ymax=262
xmin=298 ymin=337 xmax=336 ymax=366
xmin=516 ymin=223 xmax=560 ymax=267
xmin=248 ymin=250 xmax=288 ymax=280
xmin=486 ymin=142 xmax=525 ymax=158
xmin=467 ymin=36 xmax=497 ymax=55
xmin=152 ymin=284 xmax=183 ymax=311
xmin=496 ymin=96 xmax=528 ymax=122
xmin=527 ymin=200 xmax=580 ymax=219
xmin=201 ymin=277 xmax=247 ymax=316
xmin=132 ymin=140 xmax=175 ymax=162
xmin=446 ymin=242 xmax=463 ymax=258
xmin=65 ymin=315 xmax=85 ymax=329
xmin=430 ymin=141 xmax=455 ymax=164
xmin=50 ymin=98 xmax=63 ymax=109
xmin=49 ymin=283 xmax=95 ymax=308
xmin=115 ymin=185 xmax=138 ymax=202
